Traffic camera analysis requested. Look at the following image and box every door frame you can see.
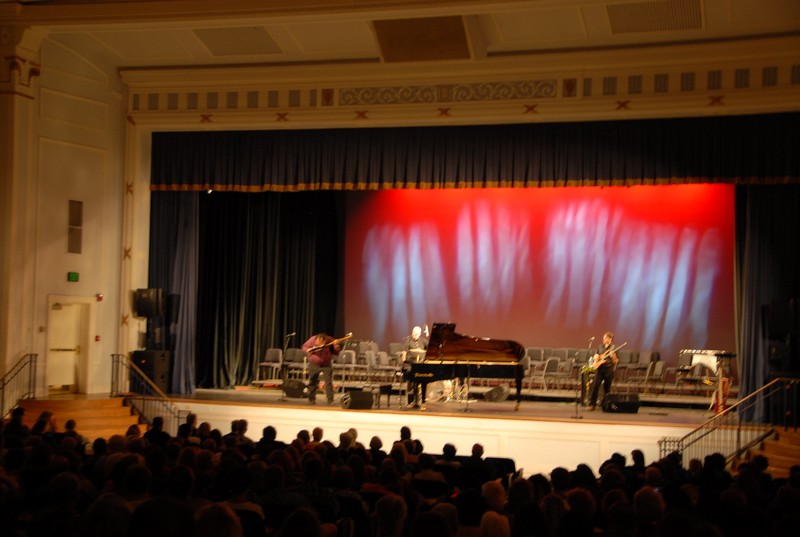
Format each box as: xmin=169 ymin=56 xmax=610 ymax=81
xmin=46 ymin=294 xmax=98 ymax=394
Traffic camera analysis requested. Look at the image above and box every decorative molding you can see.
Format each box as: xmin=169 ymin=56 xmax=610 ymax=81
xmin=339 ymin=80 xmax=557 ymax=105
xmin=123 ymin=58 xmax=800 ymax=126
xmin=1 ymin=54 xmax=41 ymax=99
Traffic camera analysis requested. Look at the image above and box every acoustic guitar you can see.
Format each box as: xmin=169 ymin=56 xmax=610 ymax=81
xmin=591 ymin=341 xmax=627 ymax=369
xmin=307 ymin=332 xmax=353 ymax=353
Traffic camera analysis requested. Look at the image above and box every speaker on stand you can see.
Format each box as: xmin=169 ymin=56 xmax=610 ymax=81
xmin=131 ymin=350 xmax=171 ymax=393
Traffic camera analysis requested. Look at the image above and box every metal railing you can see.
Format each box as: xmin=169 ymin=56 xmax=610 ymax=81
xmin=111 ymin=353 xmax=187 ymax=436
xmin=1 ymin=354 xmax=38 ymax=418
xmin=659 ymin=377 xmax=799 ymax=466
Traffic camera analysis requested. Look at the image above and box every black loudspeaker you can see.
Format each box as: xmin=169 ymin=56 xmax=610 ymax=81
xmin=483 ymin=384 xmax=510 ymax=402
xmin=282 ymin=379 xmax=308 ymax=398
xmin=134 ymin=288 xmax=165 ymax=318
xmin=132 ymin=350 xmax=171 ymax=393
xmin=341 ymin=390 xmax=374 ymax=409
xmin=602 ymin=393 xmax=640 ymax=413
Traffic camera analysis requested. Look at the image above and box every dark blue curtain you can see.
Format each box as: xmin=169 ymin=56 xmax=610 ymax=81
xmin=737 ymin=185 xmax=800 ymax=418
xmin=151 ymin=113 xmax=799 ymax=192
xmin=148 ymin=192 xmax=198 ymax=394
xmin=151 ymin=190 xmax=342 ymax=390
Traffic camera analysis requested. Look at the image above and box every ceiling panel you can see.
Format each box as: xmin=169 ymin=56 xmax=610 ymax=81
xmin=284 ymin=20 xmax=378 ymax=55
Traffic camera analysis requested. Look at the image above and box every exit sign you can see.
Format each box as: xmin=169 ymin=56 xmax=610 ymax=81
xmin=67 ymin=272 xmax=79 ymax=282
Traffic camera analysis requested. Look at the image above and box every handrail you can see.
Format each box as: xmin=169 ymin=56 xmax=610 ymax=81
xmin=111 ymin=353 xmax=187 ymax=436
xmin=1 ymin=354 xmax=38 ymax=418
xmin=659 ymin=376 xmax=799 ymax=466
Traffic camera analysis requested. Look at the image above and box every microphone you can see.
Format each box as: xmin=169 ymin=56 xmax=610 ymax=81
xmin=285 ymin=332 xmax=296 ymax=338
xmin=589 ymin=336 xmax=595 ymax=342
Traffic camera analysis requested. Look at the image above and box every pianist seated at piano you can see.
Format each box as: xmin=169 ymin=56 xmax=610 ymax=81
xmin=402 ymin=325 xmax=429 ymax=362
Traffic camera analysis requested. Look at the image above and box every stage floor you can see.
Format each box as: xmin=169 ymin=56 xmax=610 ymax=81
xmin=177 ymin=383 xmax=717 ymax=427
xmin=167 ymin=384 xmax=714 ymax=476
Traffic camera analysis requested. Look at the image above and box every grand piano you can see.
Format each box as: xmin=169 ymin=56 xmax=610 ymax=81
xmin=403 ymin=322 xmax=526 ymax=409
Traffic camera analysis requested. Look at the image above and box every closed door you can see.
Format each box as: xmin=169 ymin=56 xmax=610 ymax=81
xmin=47 ymin=303 xmax=83 ymax=390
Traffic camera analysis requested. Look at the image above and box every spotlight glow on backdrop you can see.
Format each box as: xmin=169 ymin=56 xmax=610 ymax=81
xmin=344 ymin=185 xmax=735 ymax=363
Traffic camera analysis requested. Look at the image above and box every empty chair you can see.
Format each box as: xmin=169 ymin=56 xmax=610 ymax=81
xmin=367 ymin=350 xmax=398 ymax=384
xmin=257 ymin=348 xmax=283 ymax=381
xmin=627 ymin=350 xmax=652 ymax=376
xmin=555 ymin=356 xmax=576 ymax=389
xmin=666 ymin=350 xmax=694 ymax=385
xmin=629 ymin=360 xmax=667 ymax=394
xmin=387 ymin=342 xmax=404 ymax=363
xmin=676 ymin=362 xmax=714 ymax=394
xmin=617 ymin=350 xmax=639 ymax=382
xmin=332 ymin=349 xmax=357 ymax=386
xmin=283 ymin=347 xmax=307 ymax=379
xmin=531 ymin=357 xmax=561 ymax=390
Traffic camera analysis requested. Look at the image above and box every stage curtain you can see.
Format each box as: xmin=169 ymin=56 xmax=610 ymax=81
xmin=736 ymin=185 xmax=800 ymax=420
xmin=148 ymin=192 xmax=199 ymax=394
xmin=174 ymin=190 xmax=342 ymax=389
xmin=151 ymin=113 xmax=799 ymax=192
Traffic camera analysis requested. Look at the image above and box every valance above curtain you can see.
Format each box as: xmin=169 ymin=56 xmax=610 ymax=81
xmin=151 ymin=112 xmax=800 ymax=192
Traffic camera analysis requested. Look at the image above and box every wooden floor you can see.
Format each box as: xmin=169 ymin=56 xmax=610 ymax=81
xmin=179 ymin=383 xmax=717 ymax=427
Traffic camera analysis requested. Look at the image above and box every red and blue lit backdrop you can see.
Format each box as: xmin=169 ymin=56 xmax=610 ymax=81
xmin=344 ymin=184 xmax=735 ymax=362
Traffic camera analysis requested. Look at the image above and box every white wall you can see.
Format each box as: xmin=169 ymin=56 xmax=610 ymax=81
xmin=16 ymin=36 xmax=127 ymax=394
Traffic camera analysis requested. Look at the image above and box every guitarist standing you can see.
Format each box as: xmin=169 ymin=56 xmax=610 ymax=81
xmin=303 ymin=333 xmax=341 ymax=405
xmin=588 ymin=332 xmax=619 ymax=411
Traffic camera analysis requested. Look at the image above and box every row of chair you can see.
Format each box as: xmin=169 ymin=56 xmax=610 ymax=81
xmin=257 ymin=343 xmax=723 ymax=397
xmin=256 ymin=343 xmax=406 ymax=387
xmin=524 ymin=346 xmax=722 ymax=395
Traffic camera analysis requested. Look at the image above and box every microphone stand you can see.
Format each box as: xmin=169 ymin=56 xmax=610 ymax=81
xmin=571 ymin=337 xmax=595 ymax=420
xmin=278 ymin=332 xmax=294 ymax=402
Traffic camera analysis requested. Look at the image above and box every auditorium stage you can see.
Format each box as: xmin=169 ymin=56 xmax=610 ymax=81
xmin=170 ymin=384 xmax=716 ymax=477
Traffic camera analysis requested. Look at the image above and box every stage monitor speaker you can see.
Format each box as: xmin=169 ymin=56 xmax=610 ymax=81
xmin=131 ymin=350 xmax=171 ymax=393
xmin=134 ymin=288 xmax=165 ymax=318
xmin=341 ymin=390 xmax=374 ymax=410
xmin=282 ymin=379 xmax=308 ymax=398
xmin=484 ymin=384 xmax=510 ymax=402
xmin=602 ymin=393 xmax=640 ymax=413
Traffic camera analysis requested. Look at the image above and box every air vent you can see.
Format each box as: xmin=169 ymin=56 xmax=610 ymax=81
xmin=608 ymin=0 xmax=702 ymax=34
xmin=68 ymin=200 xmax=83 ymax=254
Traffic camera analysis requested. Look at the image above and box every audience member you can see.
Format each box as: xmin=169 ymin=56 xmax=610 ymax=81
xmin=4 ymin=402 xmax=787 ymax=537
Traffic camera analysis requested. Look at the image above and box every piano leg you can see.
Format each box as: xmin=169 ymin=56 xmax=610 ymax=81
xmin=514 ymin=371 xmax=523 ymax=410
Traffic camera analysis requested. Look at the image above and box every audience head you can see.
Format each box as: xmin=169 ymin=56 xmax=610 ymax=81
xmin=375 ymin=493 xmax=407 ymax=537
xmin=412 ymin=511 xmax=453 ymax=537
xmin=479 ymin=510 xmax=510 ymax=537
xmin=195 ymin=503 xmax=243 ymax=537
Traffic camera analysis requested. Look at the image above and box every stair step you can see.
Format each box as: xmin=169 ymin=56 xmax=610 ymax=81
xmin=761 ymin=439 xmax=800 ymax=459
xmin=749 ymin=450 xmax=796 ymax=477
xmin=16 ymin=397 xmax=142 ymax=442
xmin=774 ymin=429 xmax=800 ymax=446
